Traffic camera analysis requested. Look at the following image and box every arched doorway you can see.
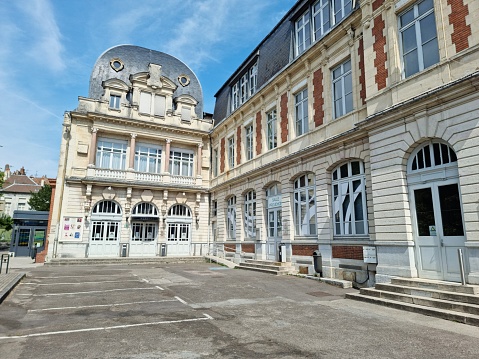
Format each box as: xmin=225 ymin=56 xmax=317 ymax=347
xmin=130 ymin=202 xmax=159 ymax=257
xmin=407 ymin=141 xmax=465 ymax=282
xmin=166 ymin=204 xmax=192 ymax=256
xmin=89 ymin=200 xmax=122 ymax=257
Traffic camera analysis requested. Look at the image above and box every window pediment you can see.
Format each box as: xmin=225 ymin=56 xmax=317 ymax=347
xmin=102 ymin=78 xmax=129 ymax=92
xmin=130 ymin=72 xmax=177 ymax=91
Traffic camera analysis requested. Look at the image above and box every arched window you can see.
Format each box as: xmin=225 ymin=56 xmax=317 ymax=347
xmin=92 ymin=200 xmax=122 ymax=215
xmin=244 ymin=191 xmax=256 ymax=238
xmin=227 ymin=196 xmax=236 ymax=239
xmin=332 ymin=160 xmax=367 ymax=236
xmin=409 ymin=142 xmax=457 ymax=172
xmin=168 ymin=204 xmax=191 ymax=217
xmin=293 ymin=174 xmax=316 ymax=236
xmin=132 ymin=202 xmax=158 ymax=216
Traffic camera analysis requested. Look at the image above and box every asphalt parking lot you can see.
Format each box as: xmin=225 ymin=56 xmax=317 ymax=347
xmin=1 ymin=261 xmax=479 ymax=359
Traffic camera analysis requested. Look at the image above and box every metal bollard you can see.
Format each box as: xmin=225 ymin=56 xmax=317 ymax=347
xmin=458 ymin=248 xmax=466 ymax=285
xmin=0 ymin=253 xmax=10 ymax=274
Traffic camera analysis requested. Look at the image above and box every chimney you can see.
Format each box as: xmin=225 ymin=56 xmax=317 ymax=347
xmin=4 ymin=164 xmax=10 ymax=180
xmin=19 ymin=167 xmax=26 ymax=175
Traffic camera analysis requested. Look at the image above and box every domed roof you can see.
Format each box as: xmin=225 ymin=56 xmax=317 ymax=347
xmin=89 ymin=45 xmax=203 ymax=117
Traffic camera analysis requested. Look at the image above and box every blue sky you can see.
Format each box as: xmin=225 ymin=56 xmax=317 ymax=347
xmin=0 ymin=0 xmax=296 ymax=178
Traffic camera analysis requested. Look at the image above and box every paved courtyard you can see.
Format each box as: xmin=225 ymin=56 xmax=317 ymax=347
xmin=1 ymin=261 xmax=479 ymax=358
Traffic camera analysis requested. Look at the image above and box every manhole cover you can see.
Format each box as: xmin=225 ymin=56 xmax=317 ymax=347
xmin=307 ymin=291 xmax=331 ymax=297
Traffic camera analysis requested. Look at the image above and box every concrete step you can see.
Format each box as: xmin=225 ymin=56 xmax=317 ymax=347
xmin=359 ymin=288 xmax=479 ymax=316
xmin=47 ymin=257 xmax=205 ymax=266
xmin=346 ymin=292 xmax=479 ymax=326
xmin=238 ymin=262 xmax=292 ymax=272
xmin=244 ymin=259 xmax=291 ymax=267
xmin=390 ymin=277 xmax=479 ymax=295
xmin=375 ymin=283 xmax=479 ymax=305
xmin=237 ymin=264 xmax=291 ymax=276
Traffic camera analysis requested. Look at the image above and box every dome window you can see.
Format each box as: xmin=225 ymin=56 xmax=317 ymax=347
xmin=178 ymin=75 xmax=190 ymax=87
xmin=110 ymin=58 xmax=124 ymax=72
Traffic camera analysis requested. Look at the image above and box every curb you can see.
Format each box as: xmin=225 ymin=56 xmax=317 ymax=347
xmin=0 ymin=273 xmax=26 ymax=304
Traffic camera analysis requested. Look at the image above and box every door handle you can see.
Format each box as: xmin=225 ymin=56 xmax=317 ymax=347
xmin=440 ymin=239 xmax=444 ymax=247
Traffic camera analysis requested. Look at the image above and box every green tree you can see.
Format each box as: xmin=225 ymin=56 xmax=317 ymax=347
xmin=0 ymin=213 xmax=13 ymax=231
xmin=28 ymin=184 xmax=52 ymax=211
xmin=0 ymin=170 xmax=4 ymax=188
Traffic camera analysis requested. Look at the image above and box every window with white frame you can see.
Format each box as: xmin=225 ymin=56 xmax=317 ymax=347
xmin=295 ymin=10 xmax=311 ymax=56
xmin=230 ymin=62 xmax=258 ymax=112
xmin=399 ymin=0 xmax=439 ymax=78
xmin=332 ymin=160 xmax=368 ymax=236
xmin=18 ymin=202 xmax=26 ymax=210
xmin=227 ymin=196 xmax=236 ymax=239
xmin=228 ymin=136 xmax=235 ymax=168
xmin=170 ymin=150 xmax=194 ymax=177
xmin=267 ymin=109 xmax=277 ymax=150
xmin=245 ymin=124 xmax=254 ymax=161
xmin=295 ymin=88 xmax=309 ymax=136
xmin=109 ymin=94 xmax=121 ymax=109
xmin=135 ymin=144 xmax=162 ymax=173
xmin=139 ymin=91 xmax=166 ymax=117
xmin=332 ymin=0 xmax=352 ymax=25
xmin=96 ymin=139 xmax=127 ymax=170
xmin=244 ymin=191 xmax=256 ymax=238
xmin=332 ymin=59 xmax=353 ymax=119
xmin=212 ymin=148 xmax=219 ymax=177
xmin=313 ymin=0 xmax=331 ymax=40
xmin=293 ymin=173 xmax=317 ymax=236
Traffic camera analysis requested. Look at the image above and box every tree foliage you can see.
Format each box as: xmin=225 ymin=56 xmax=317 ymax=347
xmin=0 ymin=213 xmax=13 ymax=231
xmin=28 ymin=184 xmax=52 ymax=211
xmin=0 ymin=170 xmax=4 ymax=188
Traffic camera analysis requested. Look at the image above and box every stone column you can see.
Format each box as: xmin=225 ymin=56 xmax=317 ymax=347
xmin=88 ymin=128 xmax=98 ymax=167
xmin=129 ymin=133 xmax=137 ymax=170
xmin=197 ymin=144 xmax=203 ymax=176
xmin=164 ymin=139 xmax=171 ymax=173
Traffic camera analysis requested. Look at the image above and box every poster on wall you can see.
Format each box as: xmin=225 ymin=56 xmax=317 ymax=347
xmin=62 ymin=217 xmax=84 ymax=240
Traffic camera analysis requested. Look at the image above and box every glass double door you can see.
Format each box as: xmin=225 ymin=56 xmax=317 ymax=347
xmin=167 ymin=222 xmax=191 ymax=256
xmin=12 ymin=227 xmax=46 ymax=257
xmin=266 ymin=209 xmax=282 ymax=261
xmin=412 ymin=181 xmax=465 ymax=282
xmin=130 ymin=222 xmax=157 ymax=257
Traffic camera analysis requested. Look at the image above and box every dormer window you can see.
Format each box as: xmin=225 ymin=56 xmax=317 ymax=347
xmin=109 ymin=94 xmax=121 ymax=109
xmin=230 ymin=62 xmax=258 ymax=112
xmin=139 ymin=92 xmax=166 ymax=117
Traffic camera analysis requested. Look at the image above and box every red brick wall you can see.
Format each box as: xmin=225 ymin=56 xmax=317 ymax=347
xmin=372 ymin=0 xmax=384 ymax=12
xmin=292 ymin=245 xmax=318 ymax=256
xmin=220 ymin=137 xmax=225 ymax=173
xmin=448 ymin=0 xmax=471 ymax=53
xmin=332 ymin=246 xmax=364 ymax=260
xmin=255 ymin=111 xmax=262 ymax=155
xmin=242 ymin=244 xmax=255 ymax=253
xmin=313 ymin=68 xmax=324 ymax=127
xmin=358 ymin=37 xmax=366 ymax=105
xmin=373 ymin=14 xmax=388 ymax=91
xmin=280 ymin=93 xmax=288 ymax=143
xmin=224 ymin=244 xmax=236 ymax=252
xmin=236 ymin=126 xmax=242 ymax=166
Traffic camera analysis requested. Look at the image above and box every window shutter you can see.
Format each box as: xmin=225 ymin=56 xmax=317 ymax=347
xmin=154 ymin=95 xmax=166 ymax=116
xmin=139 ymin=92 xmax=151 ymax=114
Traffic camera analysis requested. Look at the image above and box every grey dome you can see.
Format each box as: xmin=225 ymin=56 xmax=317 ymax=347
xmin=89 ymin=45 xmax=204 ymax=117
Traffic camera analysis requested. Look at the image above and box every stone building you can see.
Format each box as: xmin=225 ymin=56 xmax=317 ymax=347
xmin=48 ymin=46 xmax=213 ymax=259
xmin=49 ymin=0 xmax=479 ymax=286
xmin=210 ymin=0 xmax=479 ymax=285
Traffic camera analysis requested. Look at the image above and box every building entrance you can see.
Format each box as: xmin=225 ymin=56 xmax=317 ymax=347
xmin=266 ymin=184 xmax=282 ymax=261
xmin=166 ymin=204 xmax=191 ymax=256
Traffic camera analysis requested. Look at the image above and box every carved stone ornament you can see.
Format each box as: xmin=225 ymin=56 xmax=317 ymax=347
xmin=141 ymin=190 xmax=154 ymax=202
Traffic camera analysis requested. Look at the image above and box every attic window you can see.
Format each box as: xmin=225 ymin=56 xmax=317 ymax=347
xmin=178 ymin=75 xmax=190 ymax=87
xmin=110 ymin=58 xmax=124 ymax=72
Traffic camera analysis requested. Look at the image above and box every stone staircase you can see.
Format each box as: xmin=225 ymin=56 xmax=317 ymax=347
xmin=237 ymin=259 xmax=295 ymax=275
xmin=346 ymin=277 xmax=479 ymax=326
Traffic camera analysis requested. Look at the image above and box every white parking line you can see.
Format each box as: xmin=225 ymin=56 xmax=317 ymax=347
xmin=17 ymin=287 xmax=164 ymax=297
xmin=28 ymin=300 xmax=177 ymax=312
xmin=155 ymin=286 xmax=164 ymax=291
xmin=141 ymin=278 xmax=150 ymax=283
xmin=22 ymin=280 xmax=141 ymax=286
xmin=175 ymin=296 xmax=188 ymax=305
xmin=32 ymin=273 xmax=133 ymax=279
xmin=0 ymin=314 xmax=214 ymax=339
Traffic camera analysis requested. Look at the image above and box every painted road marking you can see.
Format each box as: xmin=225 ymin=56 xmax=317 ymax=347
xmin=28 ymin=300 xmax=178 ymax=312
xmin=22 ymin=280 xmax=141 ymax=286
xmin=32 ymin=273 xmax=133 ymax=279
xmin=17 ymin=287 xmax=164 ymax=297
xmin=155 ymin=286 xmax=164 ymax=291
xmin=175 ymin=296 xmax=188 ymax=305
xmin=0 ymin=314 xmax=214 ymax=339
xmin=141 ymin=278 xmax=150 ymax=283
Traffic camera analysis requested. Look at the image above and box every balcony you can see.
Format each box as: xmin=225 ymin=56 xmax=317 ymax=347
xmin=86 ymin=167 xmax=201 ymax=186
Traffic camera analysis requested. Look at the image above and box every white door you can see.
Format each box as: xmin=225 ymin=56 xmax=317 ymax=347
xmin=129 ymin=222 xmax=157 ymax=256
xmin=167 ymin=222 xmax=191 ymax=256
xmin=411 ymin=180 xmax=466 ymax=282
xmin=89 ymin=221 xmax=121 ymax=257
xmin=267 ymin=209 xmax=282 ymax=261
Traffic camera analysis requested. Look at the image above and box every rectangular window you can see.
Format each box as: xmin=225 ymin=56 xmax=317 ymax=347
xmin=313 ymin=0 xmax=330 ymax=40
xmin=135 ymin=144 xmax=162 ymax=173
xmin=96 ymin=139 xmax=127 ymax=170
xmin=230 ymin=62 xmax=258 ymax=112
xmin=170 ymin=150 xmax=194 ymax=177
xmin=399 ymin=0 xmax=439 ymax=78
xmin=212 ymin=148 xmax=219 ymax=177
xmin=295 ymin=10 xmax=311 ymax=56
xmin=332 ymin=0 xmax=352 ymax=24
xmin=140 ymin=91 xmax=166 ymax=116
xmin=267 ymin=109 xmax=277 ymax=150
xmin=18 ymin=203 xmax=26 ymax=210
xmin=332 ymin=59 xmax=353 ymax=119
xmin=109 ymin=94 xmax=121 ymax=109
xmin=181 ymin=106 xmax=191 ymax=122
xmin=212 ymin=200 xmax=218 ymax=217
xmin=154 ymin=95 xmax=166 ymax=117
xmin=139 ymin=92 xmax=152 ymax=114
xmin=245 ymin=125 xmax=254 ymax=161
xmin=228 ymin=136 xmax=235 ymax=169
xmin=295 ymin=88 xmax=309 ymax=136
xmin=227 ymin=197 xmax=236 ymax=239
